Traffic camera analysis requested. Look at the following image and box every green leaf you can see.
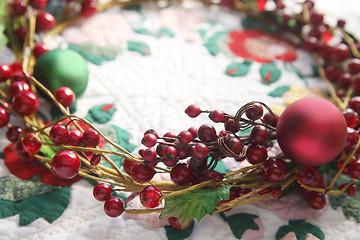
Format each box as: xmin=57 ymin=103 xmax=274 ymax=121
xmin=268 ymin=85 xmax=290 ymax=97
xmin=276 ymin=220 xmax=325 ymax=240
xmin=68 ymin=43 xmax=122 ymax=65
xmin=127 ymin=41 xmax=151 ymax=56
xmin=84 ymin=103 xmax=117 ymax=124
xmin=226 ymin=213 xmax=260 ymax=239
xmin=0 ymin=176 xmax=55 ymax=202
xmin=0 ymin=186 xmax=70 ymax=226
xmin=203 ymin=31 xmax=227 ymax=56
xmin=164 ymin=221 xmax=195 ymax=240
xmin=160 ymin=28 xmax=175 ymax=38
xmin=134 ymin=28 xmax=155 ymax=36
xmin=260 ymin=62 xmax=281 ymax=84
xmin=225 ymin=61 xmax=252 ymax=77
xmin=160 ymin=185 xmax=232 ymax=228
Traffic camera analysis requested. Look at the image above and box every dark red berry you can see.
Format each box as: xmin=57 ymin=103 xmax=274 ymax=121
xmin=144 ymin=129 xmax=158 ymax=139
xmin=22 ymin=133 xmax=41 ymax=154
xmin=262 ymin=112 xmax=278 ymax=127
xmin=143 ymin=148 xmax=157 ymax=162
xmin=266 ymin=165 xmax=285 ymax=182
xmin=123 ymin=158 xmax=140 ymax=175
xmin=224 ymin=118 xmax=239 ymax=133
xmin=138 ymin=149 xmax=145 ymax=157
xmin=309 ymin=11 xmax=323 ymax=25
xmin=163 ymin=146 xmax=177 ymax=161
xmin=338 ymin=73 xmax=352 ymax=88
xmin=141 ymin=133 xmax=157 ymax=147
xmin=170 ymin=163 xmax=194 ymax=186
xmin=168 ymin=217 xmax=192 ymax=230
xmin=6 ymin=126 xmax=23 ymax=142
xmin=349 ymin=159 xmax=360 ymax=179
xmin=51 ymin=150 xmax=81 ymax=179
xmin=90 ymin=154 xmax=101 ymax=166
xmin=308 ymin=192 xmax=326 ymax=210
xmin=67 ymin=129 xmax=83 ymax=146
xmin=246 ymin=144 xmax=267 ymax=164
xmin=298 ymin=167 xmax=324 ymax=187
xmin=104 ymin=197 xmax=124 ymax=218
xmin=353 ymin=77 xmax=360 ymax=95
xmin=177 ymin=147 xmax=191 ymax=160
xmin=156 ymin=144 xmax=166 ymax=157
xmin=131 ymin=164 xmax=156 ymax=183
xmin=12 ymin=91 xmax=39 ymax=115
xmin=349 ymin=96 xmax=360 ymax=116
xmin=178 ymin=131 xmax=193 ymax=144
xmin=50 ymin=124 xmax=69 ymax=144
xmin=318 ymin=42 xmax=334 ymax=61
xmin=93 ymin=183 xmax=112 ymax=201
xmin=188 ymin=127 xmax=198 ymax=138
xmin=7 ymin=80 xmax=31 ymax=101
xmin=343 ymin=109 xmax=359 ymax=128
xmin=185 ymin=104 xmax=201 ymax=118
xmin=332 ymin=43 xmax=350 ymax=62
xmin=163 ymin=132 xmax=177 ymax=142
xmin=224 ymin=136 xmax=242 ymax=155
xmin=189 ymin=157 xmax=207 ymax=172
xmin=344 ymin=127 xmax=359 ymax=151
xmin=83 ymin=129 xmax=101 ymax=147
xmin=15 ymin=141 xmax=37 ymax=164
xmin=139 ymin=185 xmax=162 ymax=208
xmin=198 ymin=124 xmax=217 ymax=142
xmin=272 ymin=187 xmax=282 ymax=198
xmin=15 ymin=26 xmax=27 ymax=41
xmin=11 ymin=70 xmax=28 ymax=82
xmin=246 ymin=104 xmax=263 ymax=120
xmin=0 ymin=64 xmax=12 ymax=82
xmin=337 ymin=19 xmax=346 ymax=28
xmin=191 ymin=143 xmax=209 ymax=160
xmin=29 ymin=0 xmax=47 ymax=10
xmin=348 ymin=59 xmax=360 ymax=75
xmin=11 ymin=0 xmax=27 ymax=16
xmin=54 ymin=86 xmax=75 ymax=108
xmin=0 ymin=107 xmax=10 ymax=128
xmin=81 ymin=0 xmax=97 ymax=18
xmin=250 ymin=125 xmax=269 ymax=145
xmin=33 ymin=43 xmax=49 ymax=59
xmin=36 ymin=12 xmax=56 ymax=32
xmin=324 ymin=65 xmax=342 ymax=83
xmin=209 ymin=110 xmax=227 ymax=123
xmin=347 ymin=184 xmax=357 ymax=197
xmin=302 ymin=37 xmax=318 ymax=52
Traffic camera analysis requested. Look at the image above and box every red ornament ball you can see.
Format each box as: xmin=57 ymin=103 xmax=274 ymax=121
xmin=276 ymin=97 xmax=347 ymax=166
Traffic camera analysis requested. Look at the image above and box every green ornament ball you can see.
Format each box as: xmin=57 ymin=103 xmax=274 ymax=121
xmin=33 ymin=49 xmax=89 ymax=97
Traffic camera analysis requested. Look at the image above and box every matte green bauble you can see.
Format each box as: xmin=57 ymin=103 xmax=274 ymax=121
xmin=33 ymin=49 xmax=88 ymax=97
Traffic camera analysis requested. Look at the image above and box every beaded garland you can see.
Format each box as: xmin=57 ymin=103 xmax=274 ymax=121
xmin=1 ymin=0 xmax=360 ymax=230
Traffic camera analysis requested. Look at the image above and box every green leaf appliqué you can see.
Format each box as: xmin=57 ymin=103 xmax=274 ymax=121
xmin=127 ymin=41 xmax=151 ymax=56
xmin=225 ymin=61 xmax=252 ymax=77
xmin=85 ymin=103 xmax=117 ymax=124
xmin=276 ymin=220 xmax=325 ymax=240
xmin=223 ymin=213 xmax=260 ymax=239
xmin=260 ymin=62 xmax=281 ymax=84
xmin=268 ymin=85 xmax=290 ymax=97
xmin=0 ymin=186 xmax=70 ymax=226
xmin=164 ymin=221 xmax=195 ymax=240
xmin=203 ymin=31 xmax=228 ymax=56
xmin=160 ymin=185 xmax=231 ymax=228
xmin=68 ymin=43 xmax=122 ymax=65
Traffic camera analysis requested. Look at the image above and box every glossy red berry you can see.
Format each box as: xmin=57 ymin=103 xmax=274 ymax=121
xmin=11 ymin=0 xmax=27 ymax=16
xmin=12 ymin=91 xmax=39 ymax=116
xmin=170 ymin=163 xmax=194 ymax=186
xmin=309 ymin=11 xmax=323 ymax=25
xmin=143 ymin=148 xmax=157 ymax=162
xmin=33 ymin=43 xmax=49 ymax=59
xmin=185 ymin=104 xmax=201 ymax=118
xmin=332 ymin=43 xmax=350 ymax=62
xmin=7 ymin=80 xmax=31 ymax=101
xmin=22 ymin=133 xmax=42 ymax=154
xmin=139 ymin=185 xmax=162 ymax=208
xmin=308 ymin=192 xmax=326 ymax=210
xmin=36 ymin=12 xmax=56 ymax=32
xmin=190 ymin=143 xmax=209 ymax=160
xmin=82 ymin=129 xmax=101 ymax=147
xmin=349 ymin=159 xmax=360 ymax=179
xmin=209 ymin=110 xmax=227 ymax=123
xmin=163 ymin=132 xmax=177 ymax=142
xmin=298 ymin=167 xmax=324 ymax=187
xmin=250 ymin=125 xmax=269 ymax=144
xmin=141 ymin=133 xmax=157 ymax=147
xmin=163 ymin=146 xmax=177 ymax=161
xmin=198 ymin=124 xmax=217 ymax=142
xmin=29 ymin=0 xmax=47 ymax=10
xmin=168 ymin=217 xmax=193 ymax=230
xmin=246 ymin=144 xmax=267 ymax=164
xmin=123 ymin=159 xmax=140 ymax=175
xmin=90 ymin=154 xmax=101 ymax=166
xmin=11 ymin=70 xmax=28 ymax=82
xmin=15 ymin=26 xmax=27 ymax=41
xmin=0 ymin=64 xmax=12 ymax=82
xmin=343 ymin=109 xmax=359 ymax=128
xmin=67 ymin=129 xmax=83 ymax=146
xmin=81 ymin=0 xmax=97 ymax=18
xmin=344 ymin=127 xmax=359 ymax=151
xmin=188 ymin=127 xmax=198 ymax=138
xmin=347 ymin=184 xmax=357 ymax=197
xmin=6 ymin=126 xmax=23 ymax=142
xmin=177 ymin=147 xmax=191 ymax=160
xmin=266 ymin=165 xmax=285 ymax=182
xmin=51 ymin=150 xmax=81 ymax=179
xmin=54 ymin=86 xmax=75 ymax=108
xmin=338 ymin=73 xmax=352 ymax=88
xmin=104 ymin=197 xmax=124 ymax=218
xmin=224 ymin=136 xmax=242 ymax=155
xmin=318 ymin=43 xmax=334 ymax=61
xmin=144 ymin=129 xmax=158 ymax=139
xmin=349 ymin=96 xmax=360 ymax=116
xmin=93 ymin=183 xmax=112 ymax=201
xmin=50 ymin=124 xmax=69 ymax=144
xmin=131 ymin=164 xmax=156 ymax=183
xmin=224 ymin=118 xmax=240 ymax=133
xmin=324 ymin=65 xmax=342 ymax=83
xmin=348 ymin=59 xmax=360 ymax=75
xmin=178 ymin=131 xmax=193 ymax=144
xmin=246 ymin=104 xmax=263 ymax=120
xmin=302 ymin=37 xmax=318 ymax=52
xmin=15 ymin=141 xmax=37 ymax=164
xmin=0 ymin=107 xmax=10 ymax=128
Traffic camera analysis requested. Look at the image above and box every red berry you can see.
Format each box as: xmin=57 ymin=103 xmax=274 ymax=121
xmin=272 ymin=187 xmax=282 ymax=198
xmin=51 ymin=150 xmax=81 ymax=179
xmin=246 ymin=104 xmax=263 ymax=120
xmin=209 ymin=110 xmax=227 ymax=123
xmin=302 ymin=37 xmax=318 ymax=52
xmin=33 ymin=43 xmax=49 ymax=59
xmin=344 ymin=127 xmax=359 ymax=151
xmin=246 ymin=144 xmax=267 ymax=164
xmin=144 ymin=129 xmax=158 ymax=139
xmin=93 ymin=183 xmax=112 ymax=201
xmin=348 ymin=59 xmax=360 ymax=75
xmin=224 ymin=136 xmax=242 ymax=155
xmin=298 ymin=167 xmax=324 ymax=187
xmin=22 ymin=133 xmax=41 ymax=154
xmin=338 ymin=73 xmax=352 ymax=88
xmin=250 ymin=125 xmax=269 ymax=144
xmin=141 ymin=133 xmax=157 ymax=147
xmin=36 ymin=12 xmax=56 ymax=32
xmin=198 ymin=124 xmax=217 ymax=142
xmin=349 ymin=96 xmax=360 ymax=116
xmin=7 ymin=80 xmax=31 ymax=101
xmin=189 ymin=157 xmax=207 ymax=172
xmin=263 ymin=157 xmax=287 ymax=172
xmin=185 ymin=104 xmax=201 ymax=118
xmin=139 ymin=185 xmax=162 ymax=208
xmin=318 ymin=43 xmax=334 ymax=61
xmin=347 ymin=184 xmax=357 ymax=197
xmin=188 ymin=127 xmax=198 ymax=138
xmin=54 ymin=86 xmax=75 ymax=108
xmin=81 ymin=0 xmax=97 ymax=18
xmin=308 ymin=192 xmax=326 ymax=210
xmin=156 ymin=144 xmax=166 ymax=156
xmin=12 ymin=91 xmax=39 ymax=115
xmin=266 ymin=165 xmax=285 ymax=182
xmin=0 ymin=107 xmax=10 ymax=128
xmin=131 ymin=164 xmax=156 ymax=183
xmin=143 ymin=147 xmax=157 ymax=162
xmin=310 ymin=11 xmax=323 ymax=25
xmin=168 ymin=217 xmax=193 ymax=230
xmin=178 ymin=131 xmax=193 ymax=145
xmin=349 ymin=159 xmax=360 ymax=179
xmin=324 ymin=65 xmax=342 ymax=83
xmin=332 ymin=43 xmax=350 ymax=62
xmin=163 ymin=132 xmax=177 ymax=142
xmin=15 ymin=26 xmax=27 ymax=41
xmin=177 ymin=147 xmax=191 ymax=160
xmin=50 ymin=124 xmax=69 ymax=144
xmin=191 ymin=143 xmax=209 ymax=160
xmin=337 ymin=19 xmax=346 ymax=28
xmin=11 ymin=70 xmax=28 ymax=82
xmin=0 ymin=64 xmax=12 ymax=82
xmin=163 ymin=146 xmax=177 ymax=161
xmin=11 ymin=0 xmax=27 ymax=16
xmin=67 ymin=129 xmax=83 ymax=146
xmin=6 ymin=126 xmax=23 ymax=142
xmin=104 ymin=197 xmax=124 ymax=218
xmin=90 ymin=154 xmax=101 ymax=166
xmin=170 ymin=163 xmax=194 ymax=186
xmin=29 ymin=0 xmax=47 ymax=10
xmin=343 ymin=109 xmax=359 ymax=128
xmin=224 ymin=118 xmax=240 ymax=133
xmin=83 ymin=128 xmax=101 ymax=147
xmin=15 ymin=141 xmax=37 ymax=164
xmin=123 ymin=158 xmax=140 ymax=175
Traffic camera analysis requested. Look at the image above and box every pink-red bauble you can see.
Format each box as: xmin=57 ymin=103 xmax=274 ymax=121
xmin=276 ymin=97 xmax=347 ymax=166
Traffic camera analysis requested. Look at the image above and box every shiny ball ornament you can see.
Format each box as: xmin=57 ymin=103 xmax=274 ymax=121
xmin=33 ymin=49 xmax=88 ymax=97
xmin=276 ymin=97 xmax=347 ymax=166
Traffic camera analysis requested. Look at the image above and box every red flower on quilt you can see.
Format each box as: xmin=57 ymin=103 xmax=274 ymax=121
xmin=228 ymin=29 xmax=297 ymax=63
